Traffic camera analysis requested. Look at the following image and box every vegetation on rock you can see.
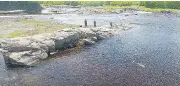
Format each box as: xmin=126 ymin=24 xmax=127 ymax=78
xmin=0 ymin=19 xmax=78 ymax=38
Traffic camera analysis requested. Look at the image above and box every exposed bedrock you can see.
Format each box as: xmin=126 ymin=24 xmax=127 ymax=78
xmin=0 ymin=26 xmax=127 ymax=67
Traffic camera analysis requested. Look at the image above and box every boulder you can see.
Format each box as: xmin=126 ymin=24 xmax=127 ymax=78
xmin=30 ymin=33 xmax=55 ymax=52
xmin=82 ymin=39 xmax=95 ymax=45
xmin=0 ymin=37 xmax=49 ymax=66
xmin=0 ymin=34 xmax=51 ymax=66
xmin=0 ymin=38 xmax=32 ymax=52
xmin=4 ymin=50 xmax=48 ymax=66
xmin=53 ymin=31 xmax=80 ymax=50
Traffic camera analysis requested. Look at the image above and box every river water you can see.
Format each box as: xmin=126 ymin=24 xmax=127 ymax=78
xmin=1 ymin=12 xmax=180 ymax=86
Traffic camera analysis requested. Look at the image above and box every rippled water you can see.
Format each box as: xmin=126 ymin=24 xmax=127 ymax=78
xmin=1 ymin=12 xmax=180 ymax=86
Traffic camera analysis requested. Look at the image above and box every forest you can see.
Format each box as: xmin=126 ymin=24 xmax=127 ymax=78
xmin=0 ymin=1 xmax=180 ymax=13
xmin=40 ymin=1 xmax=180 ymax=9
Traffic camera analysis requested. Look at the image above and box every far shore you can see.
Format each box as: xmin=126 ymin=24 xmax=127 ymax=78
xmin=0 ymin=5 xmax=179 ymax=17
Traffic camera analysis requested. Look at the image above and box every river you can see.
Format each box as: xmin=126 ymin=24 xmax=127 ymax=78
xmin=1 ymin=12 xmax=180 ymax=86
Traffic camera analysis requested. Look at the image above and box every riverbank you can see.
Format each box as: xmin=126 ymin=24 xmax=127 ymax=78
xmin=139 ymin=6 xmax=179 ymax=13
xmin=103 ymin=6 xmax=180 ymax=13
xmin=0 ymin=5 xmax=178 ymax=16
xmin=41 ymin=5 xmax=180 ymax=15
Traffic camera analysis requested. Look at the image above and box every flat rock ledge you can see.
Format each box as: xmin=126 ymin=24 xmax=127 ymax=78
xmin=0 ymin=25 xmax=127 ymax=67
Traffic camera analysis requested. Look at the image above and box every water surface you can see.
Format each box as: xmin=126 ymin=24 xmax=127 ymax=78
xmin=1 ymin=13 xmax=180 ymax=86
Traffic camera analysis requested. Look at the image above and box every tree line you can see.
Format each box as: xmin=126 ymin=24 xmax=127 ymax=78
xmin=0 ymin=1 xmax=180 ymax=13
xmin=140 ymin=1 xmax=180 ymax=9
xmin=0 ymin=1 xmax=42 ymax=13
xmin=39 ymin=1 xmax=180 ymax=9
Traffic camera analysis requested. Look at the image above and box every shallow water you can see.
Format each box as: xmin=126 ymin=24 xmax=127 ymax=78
xmin=1 ymin=12 xmax=180 ymax=86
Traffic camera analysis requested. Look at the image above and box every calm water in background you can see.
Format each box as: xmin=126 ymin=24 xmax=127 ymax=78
xmin=1 ymin=12 xmax=180 ymax=86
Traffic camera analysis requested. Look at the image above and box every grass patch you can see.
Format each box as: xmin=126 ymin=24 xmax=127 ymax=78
xmin=102 ymin=5 xmax=140 ymax=12
xmin=5 ymin=19 xmax=79 ymax=38
xmin=139 ymin=6 xmax=179 ymax=13
xmin=104 ymin=5 xmax=179 ymax=13
xmin=7 ymin=30 xmax=25 ymax=38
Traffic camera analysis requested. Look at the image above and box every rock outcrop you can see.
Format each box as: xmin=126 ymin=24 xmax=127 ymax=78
xmin=0 ymin=26 xmax=125 ymax=67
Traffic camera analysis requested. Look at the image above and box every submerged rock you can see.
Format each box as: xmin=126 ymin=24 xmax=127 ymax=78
xmin=135 ymin=63 xmax=145 ymax=68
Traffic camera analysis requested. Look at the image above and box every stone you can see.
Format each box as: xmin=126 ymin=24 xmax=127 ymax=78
xmin=91 ymin=37 xmax=98 ymax=42
xmin=83 ymin=39 xmax=95 ymax=45
xmin=3 ymin=50 xmax=48 ymax=66
xmin=78 ymin=28 xmax=96 ymax=38
xmin=53 ymin=31 xmax=80 ymax=50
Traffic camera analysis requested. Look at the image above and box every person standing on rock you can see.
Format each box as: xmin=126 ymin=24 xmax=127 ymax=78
xmin=84 ymin=19 xmax=87 ymax=27
xmin=110 ymin=22 xmax=113 ymax=28
xmin=94 ymin=20 xmax=96 ymax=27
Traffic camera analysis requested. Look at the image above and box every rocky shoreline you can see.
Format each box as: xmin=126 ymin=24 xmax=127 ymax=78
xmin=0 ymin=24 xmax=132 ymax=67
xmin=41 ymin=5 xmax=138 ymax=15
xmin=0 ymin=5 xmax=136 ymax=67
